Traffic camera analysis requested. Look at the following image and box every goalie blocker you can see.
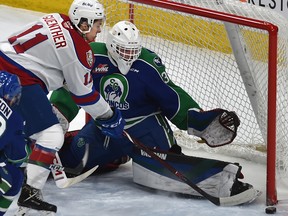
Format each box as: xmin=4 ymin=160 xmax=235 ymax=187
xmin=187 ymin=108 xmax=240 ymax=147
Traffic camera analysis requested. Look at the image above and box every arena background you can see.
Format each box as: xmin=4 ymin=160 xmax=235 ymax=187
xmin=0 ymin=0 xmax=272 ymax=57
xmin=0 ymin=0 xmax=274 ymax=63
xmin=0 ymin=0 xmax=72 ymax=14
xmin=0 ymin=0 xmax=235 ymax=54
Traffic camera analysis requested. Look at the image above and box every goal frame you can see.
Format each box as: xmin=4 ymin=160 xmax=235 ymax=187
xmin=125 ymin=0 xmax=278 ymax=206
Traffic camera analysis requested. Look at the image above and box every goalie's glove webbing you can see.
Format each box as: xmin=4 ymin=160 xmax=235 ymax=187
xmin=219 ymin=111 xmax=240 ymax=131
xmin=187 ymin=108 xmax=240 ymax=147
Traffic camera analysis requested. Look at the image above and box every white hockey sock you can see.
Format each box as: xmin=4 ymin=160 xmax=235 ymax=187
xmin=26 ymin=163 xmax=50 ymax=190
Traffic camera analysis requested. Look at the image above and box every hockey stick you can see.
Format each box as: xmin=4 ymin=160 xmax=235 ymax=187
xmin=28 ymin=137 xmax=87 ymax=175
xmin=52 ymin=164 xmax=98 ymax=189
xmin=50 ymin=144 xmax=90 ymax=175
xmin=123 ymin=131 xmax=258 ymax=206
xmin=49 ymin=163 xmax=84 ymax=175
xmin=51 ymin=144 xmax=98 ymax=188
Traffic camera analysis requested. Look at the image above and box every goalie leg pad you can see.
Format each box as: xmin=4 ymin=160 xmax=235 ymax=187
xmin=133 ymin=162 xmax=239 ymax=198
xmin=187 ymin=108 xmax=240 ymax=147
xmin=132 ymin=147 xmax=258 ymax=204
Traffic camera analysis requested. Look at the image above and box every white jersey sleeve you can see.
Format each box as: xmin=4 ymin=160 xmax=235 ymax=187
xmin=0 ymin=13 xmax=111 ymax=119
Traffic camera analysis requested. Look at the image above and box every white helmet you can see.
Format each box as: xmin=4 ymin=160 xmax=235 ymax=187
xmin=69 ymin=0 xmax=105 ymax=34
xmin=106 ymin=21 xmax=142 ymax=75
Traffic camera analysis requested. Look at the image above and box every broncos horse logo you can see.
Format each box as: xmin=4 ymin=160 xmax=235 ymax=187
xmin=104 ymin=78 xmax=122 ymax=100
xmin=100 ymin=74 xmax=130 ymax=110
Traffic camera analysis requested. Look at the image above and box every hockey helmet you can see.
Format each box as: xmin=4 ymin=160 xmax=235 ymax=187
xmin=0 ymin=71 xmax=22 ymax=106
xmin=106 ymin=21 xmax=142 ymax=75
xmin=69 ymin=0 xmax=105 ymax=34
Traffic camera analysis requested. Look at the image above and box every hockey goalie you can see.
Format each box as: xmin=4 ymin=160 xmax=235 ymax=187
xmin=50 ymin=20 xmax=260 ymax=207
xmin=55 ymin=104 xmax=258 ymax=206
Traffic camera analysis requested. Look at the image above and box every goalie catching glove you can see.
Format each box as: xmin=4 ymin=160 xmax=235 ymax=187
xmin=187 ymin=108 xmax=240 ymax=147
xmin=95 ymin=107 xmax=125 ymax=138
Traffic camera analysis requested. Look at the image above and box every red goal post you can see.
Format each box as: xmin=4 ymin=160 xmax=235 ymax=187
xmin=95 ymin=0 xmax=288 ymax=206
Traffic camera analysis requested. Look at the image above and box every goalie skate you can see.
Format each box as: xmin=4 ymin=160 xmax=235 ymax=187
xmin=219 ymin=180 xmax=262 ymax=206
xmin=15 ymin=184 xmax=57 ymax=216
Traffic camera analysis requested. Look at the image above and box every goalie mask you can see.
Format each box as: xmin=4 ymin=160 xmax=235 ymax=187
xmin=69 ymin=0 xmax=105 ymax=34
xmin=106 ymin=21 xmax=142 ymax=75
xmin=0 ymin=71 xmax=22 ymax=107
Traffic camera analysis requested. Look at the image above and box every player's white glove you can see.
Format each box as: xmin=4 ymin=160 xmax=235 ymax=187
xmin=187 ymin=108 xmax=240 ymax=147
xmin=52 ymin=105 xmax=69 ymax=134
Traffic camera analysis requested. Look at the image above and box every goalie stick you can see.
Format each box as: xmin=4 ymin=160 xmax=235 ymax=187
xmin=123 ymin=131 xmax=259 ymax=206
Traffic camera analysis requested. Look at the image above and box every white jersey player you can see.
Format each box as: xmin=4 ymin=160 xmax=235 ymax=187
xmin=0 ymin=0 xmax=125 ymax=215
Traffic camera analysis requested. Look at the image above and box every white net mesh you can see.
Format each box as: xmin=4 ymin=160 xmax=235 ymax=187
xmin=97 ymin=0 xmax=288 ymax=178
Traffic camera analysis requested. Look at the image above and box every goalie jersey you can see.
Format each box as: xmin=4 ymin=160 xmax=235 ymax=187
xmin=90 ymin=42 xmax=200 ymax=129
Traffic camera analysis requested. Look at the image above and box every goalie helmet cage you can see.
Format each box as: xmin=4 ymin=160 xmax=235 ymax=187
xmin=92 ymin=0 xmax=288 ymax=206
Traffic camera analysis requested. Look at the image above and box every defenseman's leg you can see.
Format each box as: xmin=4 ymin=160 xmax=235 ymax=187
xmin=59 ymin=113 xmax=176 ymax=171
xmin=59 ymin=119 xmax=132 ymax=171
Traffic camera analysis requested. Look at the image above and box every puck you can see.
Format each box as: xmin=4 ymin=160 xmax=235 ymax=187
xmin=265 ymin=206 xmax=276 ymax=214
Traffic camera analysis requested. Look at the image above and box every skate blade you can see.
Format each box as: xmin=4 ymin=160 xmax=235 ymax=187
xmin=14 ymin=206 xmax=30 ymax=216
xmin=14 ymin=206 xmax=56 ymax=216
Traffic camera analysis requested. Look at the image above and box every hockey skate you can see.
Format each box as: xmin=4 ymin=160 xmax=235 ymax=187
xmin=226 ymin=179 xmax=262 ymax=206
xmin=15 ymin=184 xmax=57 ymax=216
xmin=231 ymin=179 xmax=253 ymax=196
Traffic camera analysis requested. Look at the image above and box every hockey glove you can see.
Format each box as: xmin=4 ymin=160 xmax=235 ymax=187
xmin=187 ymin=108 xmax=240 ymax=147
xmin=95 ymin=108 xmax=125 ymax=138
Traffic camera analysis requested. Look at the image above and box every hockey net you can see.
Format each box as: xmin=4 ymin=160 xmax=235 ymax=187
xmin=96 ymin=0 xmax=288 ymax=205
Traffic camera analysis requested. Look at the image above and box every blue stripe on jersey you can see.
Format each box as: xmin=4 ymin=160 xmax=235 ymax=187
xmin=71 ymin=89 xmax=100 ymax=106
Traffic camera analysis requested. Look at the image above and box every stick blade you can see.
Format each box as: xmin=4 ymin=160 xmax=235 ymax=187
xmin=55 ymin=166 xmax=98 ymax=188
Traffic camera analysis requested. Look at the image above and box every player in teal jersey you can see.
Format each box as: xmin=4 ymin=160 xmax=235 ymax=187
xmin=0 ymin=71 xmax=29 ymax=215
